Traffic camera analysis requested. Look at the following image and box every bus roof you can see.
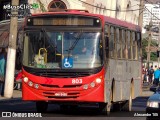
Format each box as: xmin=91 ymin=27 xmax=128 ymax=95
xmin=30 ymin=10 xmax=141 ymax=32
xmin=103 ymin=16 xmax=141 ymax=31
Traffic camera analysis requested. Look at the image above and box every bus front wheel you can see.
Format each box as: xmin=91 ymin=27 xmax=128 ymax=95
xmin=36 ymin=101 xmax=48 ymax=113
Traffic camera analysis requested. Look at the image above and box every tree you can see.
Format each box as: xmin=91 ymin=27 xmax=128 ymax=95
xmin=37 ymin=0 xmax=47 ymax=12
xmin=142 ymin=37 xmax=158 ymax=61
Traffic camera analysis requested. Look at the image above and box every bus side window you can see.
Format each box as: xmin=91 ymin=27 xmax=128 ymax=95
xmin=132 ymin=32 xmax=137 ymax=60
xmin=137 ymin=32 xmax=141 ymax=60
xmin=116 ymin=28 xmax=122 ymax=59
xmin=109 ymin=26 xmax=115 ymax=58
xmin=122 ymin=29 xmax=126 ymax=59
xmin=104 ymin=24 xmax=109 ymax=57
xmin=127 ymin=31 xmax=132 ymax=59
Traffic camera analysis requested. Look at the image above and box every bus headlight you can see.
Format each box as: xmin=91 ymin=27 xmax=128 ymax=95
xmin=34 ymin=84 xmax=39 ymax=89
xmin=96 ymin=78 xmax=102 ymax=83
xmin=23 ymin=77 xmax=28 ymax=83
xmin=83 ymin=84 xmax=88 ymax=89
xmin=90 ymin=82 xmax=95 ymax=88
xmin=28 ymin=81 xmax=33 ymax=87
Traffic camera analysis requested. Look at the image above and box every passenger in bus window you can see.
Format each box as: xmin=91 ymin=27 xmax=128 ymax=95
xmin=81 ymin=46 xmax=92 ymax=56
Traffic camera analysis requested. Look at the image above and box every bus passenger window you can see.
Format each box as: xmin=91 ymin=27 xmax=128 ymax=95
xmin=137 ymin=32 xmax=141 ymax=60
xmin=104 ymin=24 xmax=109 ymax=58
xmin=132 ymin=32 xmax=137 ymax=60
xmin=127 ymin=31 xmax=131 ymax=59
xmin=109 ymin=26 xmax=115 ymax=58
xmin=116 ymin=28 xmax=121 ymax=59
xmin=122 ymin=30 xmax=126 ymax=59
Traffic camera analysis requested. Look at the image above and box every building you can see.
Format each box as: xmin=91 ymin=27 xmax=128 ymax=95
xmin=28 ymin=0 xmax=140 ymax=25
xmin=142 ymin=3 xmax=160 ymax=41
xmin=0 ymin=0 xmax=141 ymax=25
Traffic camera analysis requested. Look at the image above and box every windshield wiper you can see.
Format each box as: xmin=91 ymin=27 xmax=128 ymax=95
xmin=41 ymin=28 xmax=57 ymax=50
xmin=65 ymin=32 xmax=83 ymax=59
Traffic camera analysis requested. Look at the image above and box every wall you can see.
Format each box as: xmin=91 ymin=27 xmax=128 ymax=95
xmin=28 ymin=0 xmax=140 ymax=25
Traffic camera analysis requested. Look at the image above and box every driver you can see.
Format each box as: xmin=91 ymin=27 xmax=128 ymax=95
xmin=81 ymin=46 xmax=92 ymax=56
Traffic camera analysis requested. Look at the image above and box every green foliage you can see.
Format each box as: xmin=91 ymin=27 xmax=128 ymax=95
xmin=142 ymin=38 xmax=147 ymax=60
xmin=38 ymin=0 xmax=47 ymax=12
xmin=150 ymin=52 xmax=157 ymax=61
xmin=142 ymin=38 xmax=158 ymax=61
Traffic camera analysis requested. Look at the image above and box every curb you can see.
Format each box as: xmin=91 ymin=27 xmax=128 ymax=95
xmin=0 ymin=98 xmax=22 ymax=103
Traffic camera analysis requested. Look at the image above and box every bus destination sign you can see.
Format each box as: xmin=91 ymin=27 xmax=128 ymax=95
xmin=27 ymin=16 xmax=101 ymax=27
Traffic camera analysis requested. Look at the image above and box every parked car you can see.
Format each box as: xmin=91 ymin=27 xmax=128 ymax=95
xmin=146 ymin=85 xmax=160 ymax=120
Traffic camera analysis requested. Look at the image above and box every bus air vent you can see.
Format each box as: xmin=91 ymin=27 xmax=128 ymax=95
xmin=41 ymin=84 xmax=59 ymax=88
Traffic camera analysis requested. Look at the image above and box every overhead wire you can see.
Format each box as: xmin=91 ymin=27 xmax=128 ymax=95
xmin=144 ymin=7 xmax=160 ymax=20
xmin=78 ymin=0 xmax=144 ymax=12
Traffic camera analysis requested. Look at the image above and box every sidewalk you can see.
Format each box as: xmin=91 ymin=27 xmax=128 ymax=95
xmin=0 ymin=90 xmax=22 ymax=101
xmin=141 ymin=90 xmax=154 ymax=97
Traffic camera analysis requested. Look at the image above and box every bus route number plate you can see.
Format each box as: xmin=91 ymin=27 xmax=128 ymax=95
xmin=72 ymin=79 xmax=83 ymax=84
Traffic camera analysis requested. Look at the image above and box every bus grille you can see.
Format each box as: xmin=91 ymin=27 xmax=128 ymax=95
xmin=41 ymin=84 xmax=59 ymax=88
xmin=23 ymin=66 xmax=102 ymax=78
xmin=33 ymin=72 xmax=91 ymax=78
xmin=40 ymin=84 xmax=82 ymax=88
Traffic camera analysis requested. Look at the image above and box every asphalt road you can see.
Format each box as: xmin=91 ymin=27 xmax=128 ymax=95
xmin=0 ymin=90 xmax=153 ymax=120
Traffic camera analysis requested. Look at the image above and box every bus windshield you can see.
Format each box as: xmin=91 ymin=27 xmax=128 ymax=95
xmin=23 ymin=31 xmax=103 ymax=69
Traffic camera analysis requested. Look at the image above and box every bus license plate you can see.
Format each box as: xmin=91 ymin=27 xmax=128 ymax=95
xmin=55 ymin=92 xmax=67 ymax=96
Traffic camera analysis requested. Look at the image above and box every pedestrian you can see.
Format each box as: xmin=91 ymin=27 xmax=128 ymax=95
xmin=153 ymin=65 xmax=160 ymax=86
xmin=142 ymin=65 xmax=147 ymax=83
xmin=158 ymin=67 xmax=160 ymax=86
xmin=148 ymin=65 xmax=154 ymax=84
xmin=0 ymin=47 xmax=7 ymax=96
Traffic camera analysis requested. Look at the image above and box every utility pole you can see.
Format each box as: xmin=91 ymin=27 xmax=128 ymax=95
xmin=158 ymin=24 xmax=160 ymax=67
xmin=138 ymin=0 xmax=144 ymax=96
xmin=147 ymin=21 xmax=152 ymax=69
xmin=138 ymin=0 xmax=144 ymax=28
xmin=4 ymin=0 xmax=19 ymax=98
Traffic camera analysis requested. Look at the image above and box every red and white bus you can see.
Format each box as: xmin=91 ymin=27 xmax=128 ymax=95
xmin=22 ymin=9 xmax=142 ymax=114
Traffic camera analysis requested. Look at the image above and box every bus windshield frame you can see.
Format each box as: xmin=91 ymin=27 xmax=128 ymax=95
xmin=23 ymin=28 xmax=103 ymax=70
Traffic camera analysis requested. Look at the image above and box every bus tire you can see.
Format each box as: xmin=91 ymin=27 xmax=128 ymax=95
xmin=69 ymin=105 xmax=78 ymax=110
xmin=36 ymin=101 xmax=48 ymax=113
xmin=99 ymin=103 xmax=111 ymax=115
xmin=112 ymin=103 xmax=121 ymax=111
xmin=60 ymin=105 xmax=69 ymax=112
